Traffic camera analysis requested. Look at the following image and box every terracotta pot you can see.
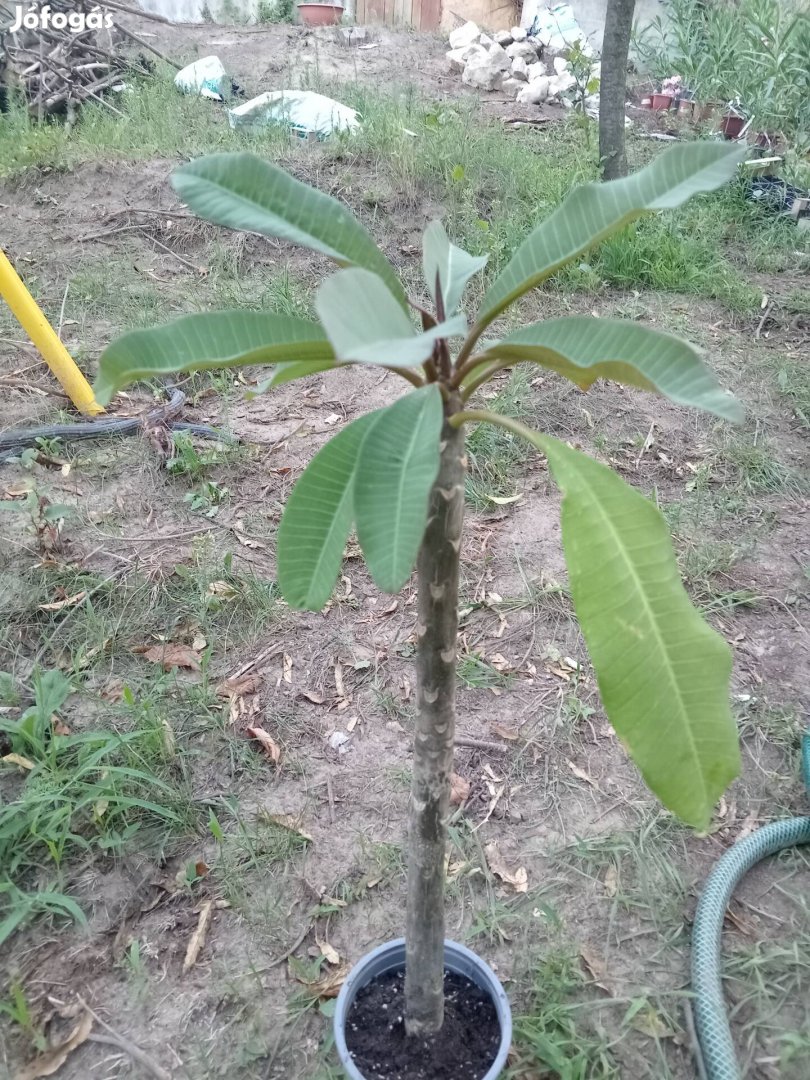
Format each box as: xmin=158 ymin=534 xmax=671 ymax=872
xmin=297 ymin=2 xmax=343 ymax=26
xmin=651 ymin=93 xmax=675 ymax=111
xmin=720 ymin=113 xmax=745 ymax=139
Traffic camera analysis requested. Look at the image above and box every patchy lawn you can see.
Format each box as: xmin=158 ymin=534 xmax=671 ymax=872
xmin=1 ymin=18 xmax=809 ymax=1080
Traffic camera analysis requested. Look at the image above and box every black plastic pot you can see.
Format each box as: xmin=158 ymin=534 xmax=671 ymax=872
xmin=333 ymin=938 xmax=512 ymax=1080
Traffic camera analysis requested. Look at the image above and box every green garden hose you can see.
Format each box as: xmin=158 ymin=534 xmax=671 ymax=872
xmin=691 ymin=730 xmax=810 ymax=1080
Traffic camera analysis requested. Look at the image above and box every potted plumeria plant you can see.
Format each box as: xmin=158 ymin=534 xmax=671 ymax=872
xmin=95 ymin=142 xmax=744 ymax=1080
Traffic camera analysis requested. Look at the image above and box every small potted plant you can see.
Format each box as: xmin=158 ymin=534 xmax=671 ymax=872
xmin=652 ymin=74 xmax=680 ymax=110
xmin=95 ymin=143 xmax=744 ymax=1079
xmin=719 ymin=99 xmax=747 ymax=140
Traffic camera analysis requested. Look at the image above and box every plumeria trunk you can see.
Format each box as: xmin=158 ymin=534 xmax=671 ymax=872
xmin=404 ymin=419 xmax=466 ymax=1036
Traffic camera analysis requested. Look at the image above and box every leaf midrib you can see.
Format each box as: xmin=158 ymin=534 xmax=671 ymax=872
xmin=557 ymin=445 xmax=707 ymax=804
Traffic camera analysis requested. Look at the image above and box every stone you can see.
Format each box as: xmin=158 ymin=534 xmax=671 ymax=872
xmin=479 ymin=32 xmax=494 ymax=47
xmin=517 ymin=76 xmax=550 ymax=104
xmin=501 ymin=77 xmax=524 ymax=97
xmin=487 ymin=42 xmax=512 ymax=69
xmin=462 ymin=44 xmax=510 ymax=91
xmin=337 ymin=26 xmax=370 ymax=45
xmin=526 ymin=60 xmax=547 ymax=81
xmin=494 ymin=30 xmax=513 ymax=47
xmin=449 ymin=20 xmax=481 ymax=50
xmin=510 ymin=26 xmax=527 ymax=41
xmin=505 ymin=41 xmax=537 ymax=64
xmin=553 ymin=56 xmax=570 ymax=76
xmin=511 ymin=56 xmax=529 ymax=81
xmin=547 ymin=71 xmax=576 ymax=97
xmin=447 ymin=45 xmax=482 ymax=73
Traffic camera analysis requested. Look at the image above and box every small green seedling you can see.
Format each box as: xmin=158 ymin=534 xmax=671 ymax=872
xmin=95 ymin=142 xmax=745 ymax=1036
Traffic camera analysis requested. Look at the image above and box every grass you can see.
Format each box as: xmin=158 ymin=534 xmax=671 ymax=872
xmin=465 ymin=368 xmax=535 ymax=509
xmin=2 ymin=73 xmax=806 ymax=320
xmin=0 ymin=668 xmax=194 ymax=944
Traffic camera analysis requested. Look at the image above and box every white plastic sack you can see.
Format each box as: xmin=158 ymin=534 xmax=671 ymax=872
xmin=174 ymin=55 xmax=227 ymax=101
xmin=228 ymin=90 xmax=359 ymax=139
xmin=520 ymin=2 xmax=594 ymax=55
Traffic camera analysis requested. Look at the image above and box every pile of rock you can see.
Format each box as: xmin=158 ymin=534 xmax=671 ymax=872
xmin=447 ymin=20 xmax=587 ymax=107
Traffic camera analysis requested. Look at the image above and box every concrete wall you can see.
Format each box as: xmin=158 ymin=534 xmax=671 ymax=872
xmin=572 ymin=0 xmax=665 ymax=51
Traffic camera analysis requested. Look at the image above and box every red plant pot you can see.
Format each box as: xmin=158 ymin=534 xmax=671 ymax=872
xmin=298 ymin=2 xmax=344 ymax=26
xmin=720 ymin=113 xmax=745 ymax=139
xmin=651 ymin=93 xmax=675 ymax=111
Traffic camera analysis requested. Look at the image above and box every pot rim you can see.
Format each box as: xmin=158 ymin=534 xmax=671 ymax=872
xmin=333 ymin=937 xmax=512 ymax=1080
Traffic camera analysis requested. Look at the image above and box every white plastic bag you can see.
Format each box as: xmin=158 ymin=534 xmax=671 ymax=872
xmin=174 ymin=56 xmax=227 ymax=102
xmin=227 ymin=90 xmax=360 ymax=139
xmin=521 ymin=3 xmax=594 ymax=55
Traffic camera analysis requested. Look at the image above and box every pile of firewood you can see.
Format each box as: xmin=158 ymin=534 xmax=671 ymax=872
xmin=1 ymin=1 xmax=175 ymax=121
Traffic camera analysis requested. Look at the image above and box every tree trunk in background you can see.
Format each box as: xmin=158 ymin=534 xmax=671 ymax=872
xmin=404 ymin=420 xmax=466 ymax=1036
xmin=599 ymin=0 xmax=636 ymax=180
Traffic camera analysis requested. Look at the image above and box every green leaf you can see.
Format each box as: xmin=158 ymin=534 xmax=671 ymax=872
xmin=172 ymin=153 xmax=407 ymax=309
xmin=316 ymin=268 xmax=466 ymax=367
xmin=478 ymin=143 xmax=746 ymax=328
xmin=479 ymin=317 xmax=743 ymax=422
xmin=277 ymin=412 xmax=378 ymax=611
xmin=355 ymin=386 xmax=443 ymax=593
xmin=95 ymin=311 xmax=334 ymax=404
xmin=422 ymin=220 xmax=488 ymax=317
xmin=535 ymin=435 xmax=739 ymax=828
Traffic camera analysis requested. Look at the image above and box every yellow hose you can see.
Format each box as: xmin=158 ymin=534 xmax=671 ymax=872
xmin=0 ymin=247 xmax=103 ymax=416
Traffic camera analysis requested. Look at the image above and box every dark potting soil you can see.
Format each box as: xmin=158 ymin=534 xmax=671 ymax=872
xmin=344 ymin=969 xmax=501 ymax=1080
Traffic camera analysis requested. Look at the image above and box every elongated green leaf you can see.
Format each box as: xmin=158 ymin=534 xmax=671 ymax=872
xmin=422 ymin=220 xmax=488 ymax=316
xmin=478 ymin=143 xmax=746 ymax=328
xmin=277 ymin=412 xmax=378 ymax=611
xmin=533 ymin=434 xmax=739 ymax=828
xmin=479 ymin=317 xmax=743 ymax=422
xmin=355 ymin=386 xmax=443 ymax=593
xmin=316 ymin=268 xmax=466 ymax=367
xmin=173 ymin=153 xmax=407 ymax=309
xmin=94 ymin=311 xmax=334 ymax=404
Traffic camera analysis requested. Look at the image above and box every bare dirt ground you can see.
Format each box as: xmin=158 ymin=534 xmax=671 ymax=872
xmin=1 ymin=15 xmax=809 ymax=1080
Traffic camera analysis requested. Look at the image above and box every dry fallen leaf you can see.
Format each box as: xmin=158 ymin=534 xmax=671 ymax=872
xmin=491 ymin=723 xmax=519 ymax=741
xmin=295 ymin=963 xmax=348 ymax=1000
xmin=282 ymin=653 xmax=293 ymax=684
xmin=299 ymin=689 xmax=325 ymax=705
xmin=263 ymin=813 xmax=313 ymax=842
xmin=449 ymin=773 xmax=471 ymax=806
xmin=38 ymin=590 xmax=87 ymax=612
xmin=580 ymin=945 xmax=612 ymax=993
xmin=2 ymin=753 xmax=36 ymax=771
xmin=183 ymin=900 xmax=213 ymax=973
xmin=603 ymin=865 xmax=619 ymax=898
xmin=234 ymin=531 xmax=267 ymax=551
xmin=567 ymin=760 xmax=599 ymax=788
xmin=216 ymin=674 xmax=263 ymax=698
xmin=15 ymin=1010 xmax=93 ymax=1080
xmin=631 ymin=1007 xmax=679 ymax=1040
xmin=484 ymin=842 xmax=528 ymax=893
xmin=207 ymin=580 xmax=238 ymax=599
xmin=317 ymin=938 xmax=341 ymax=965
xmin=138 ymin=643 xmax=201 ymax=672
xmin=246 ymin=726 xmax=281 ymax=765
